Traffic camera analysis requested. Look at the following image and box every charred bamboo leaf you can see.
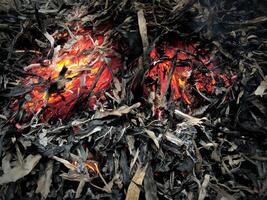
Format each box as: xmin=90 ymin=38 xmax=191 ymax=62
xmin=125 ymin=164 xmax=148 ymax=200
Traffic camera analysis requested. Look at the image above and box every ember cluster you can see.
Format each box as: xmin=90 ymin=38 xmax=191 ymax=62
xmin=14 ymin=25 xmax=121 ymax=121
xmin=146 ymin=40 xmax=233 ymax=108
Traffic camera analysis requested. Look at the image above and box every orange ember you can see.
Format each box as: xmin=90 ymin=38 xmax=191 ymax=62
xmin=16 ymin=25 xmax=120 ymax=121
xmin=146 ymin=40 xmax=232 ymax=107
xmin=72 ymin=160 xmax=100 ymax=174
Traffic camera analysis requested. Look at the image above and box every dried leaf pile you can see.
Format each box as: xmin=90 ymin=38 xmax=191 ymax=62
xmin=0 ymin=0 xmax=267 ymax=199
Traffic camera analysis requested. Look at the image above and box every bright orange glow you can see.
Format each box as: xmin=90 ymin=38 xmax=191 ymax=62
xmin=146 ymin=40 xmax=232 ymax=106
xmin=84 ymin=161 xmax=100 ymax=174
xmin=17 ymin=24 xmax=120 ymax=121
xmin=72 ymin=160 xmax=99 ymax=174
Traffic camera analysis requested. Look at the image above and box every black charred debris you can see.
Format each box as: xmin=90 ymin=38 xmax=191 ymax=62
xmin=0 ymin=1 xmax=267 ymax=200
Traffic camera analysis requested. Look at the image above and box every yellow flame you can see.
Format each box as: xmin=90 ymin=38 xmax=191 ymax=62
xmin=178 ymin=78 xmax=186 ymax=87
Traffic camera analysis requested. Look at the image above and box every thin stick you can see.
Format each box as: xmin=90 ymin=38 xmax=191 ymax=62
xmin=137 ymin=8 xmax=149 ymax=56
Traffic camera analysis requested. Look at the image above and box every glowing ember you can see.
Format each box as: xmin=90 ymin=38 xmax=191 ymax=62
xmin=146 ymin=40 xmax=233 ymax=108
xmin=15 ymin=24 xmax=120 ymax=121
xmin=72 ymin=160 xmax=100 ymax=174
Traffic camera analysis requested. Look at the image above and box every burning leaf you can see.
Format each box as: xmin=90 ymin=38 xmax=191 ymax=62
xmin=0 ymin=154 xmax=41 ymax=185
xmin=254 ymin=75 xmax=267 ymax=97
xmin=125 ymin=164 xmax=148 ymax=200
xmin=36 ymin=160 xmax=53 ymax=199
xmin=1 ymin=1 xmax=265 ymax=199
xmin=14 ymin=23 xmax=121 ymax=121
xmin=145 ymin=39 xmax=233 ymax=116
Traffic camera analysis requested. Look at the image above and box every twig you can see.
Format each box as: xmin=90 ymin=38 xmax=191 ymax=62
xmin=0 ymin=114 xmax=7 ymax=120
xmin=195 ymin=87 xmax=213 ymax=102
xmin=98 ymin=170 xmax=108 ymax=186
xmin=162 ymin=51 xmax=178 ymax=98
xmin=75 ymin=179 xmax=86 ymax=199
xmin=15 ymin=50 xmax=42 ymax=55
xmin=6 ymin=23 xmax=25 ymax=62
xmin=86 ymin=64 xmax=107 ymax=98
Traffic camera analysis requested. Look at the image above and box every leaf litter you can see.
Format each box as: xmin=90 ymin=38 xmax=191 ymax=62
xmin=0 ymin=0 xmax=267 ymax=199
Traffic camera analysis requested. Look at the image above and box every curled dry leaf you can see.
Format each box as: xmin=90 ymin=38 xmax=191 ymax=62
xmin=0 ymin=154 xmax=41 ymax=185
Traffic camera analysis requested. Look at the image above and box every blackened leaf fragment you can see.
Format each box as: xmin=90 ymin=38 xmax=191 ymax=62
xmin=120 ymin=149 xmax=130 ymax=185
xmin=144 ymin=164 xmax=158 ymax=200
